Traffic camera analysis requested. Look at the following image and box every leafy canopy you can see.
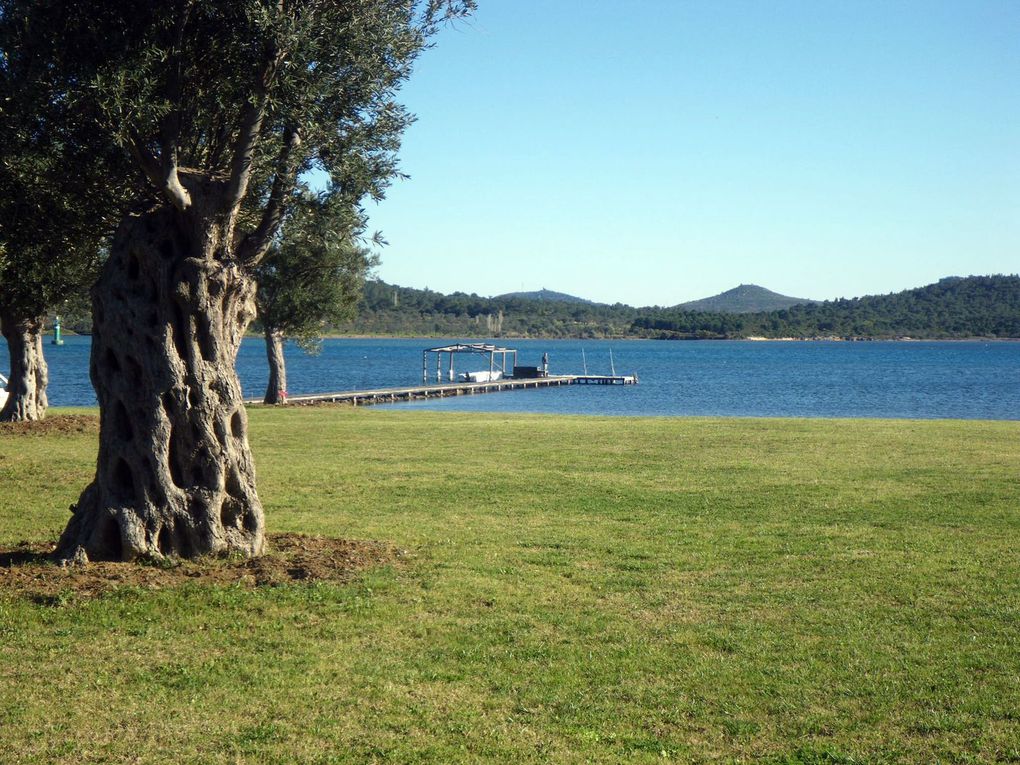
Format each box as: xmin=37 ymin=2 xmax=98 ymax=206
xmin=0 ymin=7 xmax=133 ymax=319
xmin=0 ymin=0 xmax=474 ymax=267
xmin=256 ymin=193 xmax=378 ymax=351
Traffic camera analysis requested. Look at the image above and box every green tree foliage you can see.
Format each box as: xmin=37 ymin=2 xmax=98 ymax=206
xmin=0 ymin=15 xmax=133 ymax=419
xmin=5 ymin=0 xmax=472 ymax=235
xmin=256 ymin=196 xmax=377 ymax=350
xmin=345 ymin=282 xmax=642 ymax=338
xmin=254 ymin=194 xmax=376 ymax=402
xmin=0 ymin=33 xmax=119 ymax=319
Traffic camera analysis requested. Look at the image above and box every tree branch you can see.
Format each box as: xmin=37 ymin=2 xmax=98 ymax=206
xmin=155 ymin=0 xmax=193 ymax=213
xmin=223 ymin=43 xmax=287 ymax=216
xmin=238 ymin=125 xmax=302 ymax=266
xmin=123 ymin=4 xmax=196 ymax=213
xmin=161 ymin=152 xmax=192 ymax=212
xmin=125 ymin=133 xmax=190 ymax=212
xmin=204 ymin=119 xmax=232 ymax=172
xmin=126 ymin=133 xmax=162 ymax=187
xmin=222 ymin=96 xmax=268 ymax=214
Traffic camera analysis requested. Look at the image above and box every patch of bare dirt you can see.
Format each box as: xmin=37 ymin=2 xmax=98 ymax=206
xmin=0 ymin=414 xmax=98 ymax=437
xmin=0 ymin=533 xmax=403 ymax=602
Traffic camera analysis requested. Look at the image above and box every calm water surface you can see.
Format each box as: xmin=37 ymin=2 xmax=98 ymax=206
xmin=6 ymin=336 xmax=1019 ymax=420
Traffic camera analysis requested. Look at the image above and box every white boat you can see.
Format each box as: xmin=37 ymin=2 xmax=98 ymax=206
xmin=0 ymin=373 xmax=7 ymax=410
xmin=457 ymin=370 xmax=503 ymax=383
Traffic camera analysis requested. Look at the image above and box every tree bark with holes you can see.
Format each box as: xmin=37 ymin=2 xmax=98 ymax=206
xmin=0 ymin=311 xmax=48 ymax=422
xmin=263 ymin=327 xmax=287 ymax=405
xmin=57 ymin=200 xmax=266 ymax=561
xmin=54 ymin=73 xmax=289 ymax=560
xmin=54 ymin=17 xmax=297 ymax=561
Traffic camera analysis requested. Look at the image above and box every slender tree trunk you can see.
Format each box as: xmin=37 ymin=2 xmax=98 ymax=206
xmin=57 ymin=207 xmax=265 ymax=561
xmin=263 ymin=327 xmax=287 ymax=404
xmin=0 ymin=311 xmax=48 ymax=422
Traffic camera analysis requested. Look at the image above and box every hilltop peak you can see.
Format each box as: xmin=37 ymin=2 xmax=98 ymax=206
xmin=495 ymin=288 xmax=595 ymax=304
xmin=677 ymin=284 xmax=817 ymax=314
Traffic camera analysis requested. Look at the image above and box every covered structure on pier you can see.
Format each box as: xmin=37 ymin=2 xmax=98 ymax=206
xmin=422 ymin=343 xmax=518 ymax=383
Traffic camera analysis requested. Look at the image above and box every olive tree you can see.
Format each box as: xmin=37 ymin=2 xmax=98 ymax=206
xmin=0 ymin=27 xmax=129 ymax=421
xmin=0 ymin=0 xmax=472 ymax=561
xmin=255 ymin=193 xmax=377 ymax=405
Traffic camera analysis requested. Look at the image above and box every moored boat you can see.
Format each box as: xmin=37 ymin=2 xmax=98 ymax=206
xmin=457 ymin=370 xmax=503 ymax=383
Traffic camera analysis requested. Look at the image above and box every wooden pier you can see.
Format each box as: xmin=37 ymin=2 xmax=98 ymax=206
xmin=246 ymin=373 xmax=637 ymax=408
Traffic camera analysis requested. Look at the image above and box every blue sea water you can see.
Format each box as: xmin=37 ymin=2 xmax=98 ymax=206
xmin=4 ymin=336 xmax=1019 ymax=420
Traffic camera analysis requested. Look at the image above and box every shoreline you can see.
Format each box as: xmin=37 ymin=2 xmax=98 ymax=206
xmin=318 ymin=336 xmax=1020 ymax=346
xmin=43 ymin=331 xmax=1020 ymax=342
xmin=41 ymin=405 xmax=1020 ymax=424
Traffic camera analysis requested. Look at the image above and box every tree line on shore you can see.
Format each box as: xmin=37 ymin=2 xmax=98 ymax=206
xmin=337 ymin=274 xmax=1020 ymax=339
xmin=56 ymin=273 xmax=1020 ymax=341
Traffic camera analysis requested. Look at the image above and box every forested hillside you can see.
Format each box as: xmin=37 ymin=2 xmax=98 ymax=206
xmin=495 ymin=289 xmax=594 ymax=304
xmin=677 ymin=284 xmax=816 ymax=313
xmin=341 ymin=280 xmax=639 ymax=337
xmin=635 ymin=276 xmax=1020 ymax=338
xmin=60 ymin=275 xmax=1020 ymax=340
xmin=338 ymin=276 xmax=1020 ymax=339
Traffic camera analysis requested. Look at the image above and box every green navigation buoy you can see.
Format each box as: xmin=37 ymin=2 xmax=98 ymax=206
xmin=52 ymin=316 xmax=64 ymax=346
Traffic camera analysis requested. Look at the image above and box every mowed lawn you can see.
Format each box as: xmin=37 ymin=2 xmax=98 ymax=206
xmin=1 ymin=407 xmax=1018 ymax=764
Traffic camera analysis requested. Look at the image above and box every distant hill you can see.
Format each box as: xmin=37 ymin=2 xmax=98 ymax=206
xmin=677 ymin=284 xmax=816 ymax=314
xmin=636 ymin=275 xmax=1020 ymax=339
xmin=495 ymin=288 xmax=594 ymax=304
xmin=341 ymin=275 xmax=1020 ymax=339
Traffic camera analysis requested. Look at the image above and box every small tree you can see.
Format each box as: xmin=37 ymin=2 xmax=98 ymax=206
xmin=255 ymin=194 xmax=377 ymax=404
xmin=0 ymin=0 xmax=472 ymax=561
xmin=0 ymin=27 xmax=129 ymax=421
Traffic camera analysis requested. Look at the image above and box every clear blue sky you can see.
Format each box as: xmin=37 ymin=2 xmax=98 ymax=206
xmin=363 ymin=0 xmax=1020 ymax=307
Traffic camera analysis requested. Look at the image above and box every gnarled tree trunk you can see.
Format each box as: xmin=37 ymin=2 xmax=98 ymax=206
xmin=263 ymin=327 xmax=287 ymax=404
xmin=57 ymin=207 xmax=265 ymax=561
xmin=0 ymin=311 xmax=48 ymax=422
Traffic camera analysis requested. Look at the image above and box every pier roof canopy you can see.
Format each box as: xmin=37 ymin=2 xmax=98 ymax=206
xmin=424 ymin=343 xmax=517 ymax=355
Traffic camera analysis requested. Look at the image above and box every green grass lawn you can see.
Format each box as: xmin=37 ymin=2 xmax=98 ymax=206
xmin=2 ymin=408 xmax=1019 ymax=764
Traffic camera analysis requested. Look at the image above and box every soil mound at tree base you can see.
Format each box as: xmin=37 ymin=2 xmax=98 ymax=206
xmin=0 ymin=533 xmax=401 ymax=602
xmin=0 ymin=413 xmax=98 ymax=436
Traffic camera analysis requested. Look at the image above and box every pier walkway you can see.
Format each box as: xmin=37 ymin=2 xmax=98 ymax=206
xmin=246 ymin=373 xmax=637 ymax=408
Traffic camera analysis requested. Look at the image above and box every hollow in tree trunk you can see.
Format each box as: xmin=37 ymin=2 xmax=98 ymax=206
xmin=263 ymin=327 xmax=287 ymax=404
xmin=0 ymin=312 xmax=48 ymax=422
xmin=56 ymin=208 xmax=265 ymax=561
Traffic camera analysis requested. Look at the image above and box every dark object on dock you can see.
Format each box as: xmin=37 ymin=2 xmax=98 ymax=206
xmin=512 ymin=365 xmax=543 ymax=379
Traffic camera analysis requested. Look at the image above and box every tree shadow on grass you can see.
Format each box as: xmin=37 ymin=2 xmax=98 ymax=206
xmin=0 ymin=543 xmax=53 ymax=568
